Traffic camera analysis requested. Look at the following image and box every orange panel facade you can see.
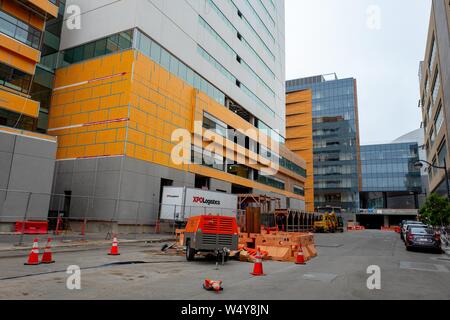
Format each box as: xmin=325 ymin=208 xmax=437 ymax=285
xmin=24 ymin=0 xmax=59 ymax=18
xmin=0 ymin=33 xmax=40 ymax=74
xmin=0 ymin=88 xmax=40 ymax=117
xmin=49 ymin=49 xmax=307 ymax=202
xmin=286 ymin=89 xmax=315 ymax=212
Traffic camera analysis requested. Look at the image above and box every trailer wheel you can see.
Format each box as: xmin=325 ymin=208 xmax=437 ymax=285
xmin=186 ymin=240 xmax=196 ymax=261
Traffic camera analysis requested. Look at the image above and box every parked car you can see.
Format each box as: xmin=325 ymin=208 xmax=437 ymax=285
xmin=405 ymin=227 xmax=442 ymax=253
xmin=401 ymin=221 xmax=427 ymax=241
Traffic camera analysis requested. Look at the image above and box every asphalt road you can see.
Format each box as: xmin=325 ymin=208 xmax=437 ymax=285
xmin=0 ymin=230 xmax=449 ymax=300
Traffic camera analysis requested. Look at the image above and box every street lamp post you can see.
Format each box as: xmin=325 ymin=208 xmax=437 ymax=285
xmin=415 ymin=159 xmax=450 ymax=202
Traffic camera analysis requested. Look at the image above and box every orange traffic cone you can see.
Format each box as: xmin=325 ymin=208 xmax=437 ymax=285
xmin=25 ymin=239 xmax=40 ymax=266
xmin=41 ymin=238 xmax=55 ymax=264
xmin=203 ymin=279 xmax=223 ymax=293
xmin=250 ymin=248 xmax=265 ymax=276
xmin=108 ymin=237 xmax=120 ymax=256
xmin=295 ymin=246 xmax=305 ymax=265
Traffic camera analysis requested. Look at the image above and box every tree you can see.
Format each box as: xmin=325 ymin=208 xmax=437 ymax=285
xmin=419 ymin=193 xmax=450 ymax=227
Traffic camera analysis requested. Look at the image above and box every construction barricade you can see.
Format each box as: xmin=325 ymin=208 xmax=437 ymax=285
xmin=347 ymin=225 xmax=366 ymax=231
xmin=381 ymin=226 xmax=401 ymax=233
xmin=15 ymin=221 xmax=48 ymax=234
xmin=238 ymin=230 xmax=317 ymax=263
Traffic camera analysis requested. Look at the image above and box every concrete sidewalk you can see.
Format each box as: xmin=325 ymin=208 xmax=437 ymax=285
xmin=0 ymin=233 xmax=176 ymax=254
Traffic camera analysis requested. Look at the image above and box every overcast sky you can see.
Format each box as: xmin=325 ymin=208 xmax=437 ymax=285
xmin=285 ymin=0 xmax=432 ymax=145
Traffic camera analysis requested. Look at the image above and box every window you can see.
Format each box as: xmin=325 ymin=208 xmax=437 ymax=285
xmin=431 ymin=125 xmax=436 ymax=147
xmin=150 ymin=41 xmax=161 ymax=63
xmin=0 ymin=62 xmax=32 ymax=94
xmin=427 ymin=101 xmax=433 ymax=121
xmin=199 ymin=14 xmax=275 ymax=79
xmin=0 ymin=10 xmax=42 ymax=49
xmin=257 ymin=173 xmax=285 ymax=190
xmin=83 ymin=42 xmax=95 ymax=60
xmin=94 ymin=39 xmax=107 ymax=57
xmin=203 ymin=112 xmax=227 ymax=137
xmin=241 ymin=0 xmax=275 ymax=42
xmin=432 ymin=70 xmax=441 ymax=105
xmin=198 ymin=45 xmax=275 ymax=116
xmin=160 ymin=49 xmax=170 ymax=70
xmin=438 ymin=140 xmax=447 ymax=167
xmin=61 ymin=30 xmax=134 ymax=66
xmin=435 ymin=104 xmax=444 ymax=134
xmin=294 ymin=186 xmax=305 ymax=196
xmin=192 ymin=145 xmax=225 ymax=172
xmin=429 ymin=36 xmax=437 ymax=72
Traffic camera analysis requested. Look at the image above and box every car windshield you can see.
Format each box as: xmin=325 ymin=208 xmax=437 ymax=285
xmin=407 ymin=223 xmax=425 ymax=228
xmin=411 ymin=228 xmax=429 ymax=235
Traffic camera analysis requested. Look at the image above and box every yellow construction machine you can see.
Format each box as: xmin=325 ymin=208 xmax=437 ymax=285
xmin=314 ymin=207 xmax=345 ymax=233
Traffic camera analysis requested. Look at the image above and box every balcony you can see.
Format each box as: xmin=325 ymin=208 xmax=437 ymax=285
xmin=0 ymin=87 xmax=40 ymax=118
xmin=18 ymin=0 xmax=59 ymax=19
xmin=0 ymin=33 xmax=41 ymax=75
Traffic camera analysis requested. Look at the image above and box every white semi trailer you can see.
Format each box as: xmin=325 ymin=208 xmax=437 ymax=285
xmin=159 ymin=187 xmax=239 ymax=222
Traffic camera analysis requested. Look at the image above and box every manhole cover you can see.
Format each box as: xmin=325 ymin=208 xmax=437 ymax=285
xmin=302 ymin=273 xmax=337 ymax=283
xmin=400 ymin=261 xmax=449 ymax=273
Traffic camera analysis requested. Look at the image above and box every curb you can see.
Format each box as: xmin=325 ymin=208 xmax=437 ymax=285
xmin=0 ymin=237 xmax=176 ymax=254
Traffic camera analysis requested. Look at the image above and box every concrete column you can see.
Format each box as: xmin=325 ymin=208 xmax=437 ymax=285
xmin=384 ymin=215 xmax=389 ymax=227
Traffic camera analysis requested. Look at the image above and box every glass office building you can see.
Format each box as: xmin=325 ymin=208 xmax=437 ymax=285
xmin=360 ymin=143 xmax=422 ymax=209
xmin=286 ymin=75 xmax=361 ymax=214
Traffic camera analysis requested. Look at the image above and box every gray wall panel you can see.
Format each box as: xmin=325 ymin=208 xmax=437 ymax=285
xmin=0 ymin=152 xmax=12 ymax=188
xmin=94 ymin=171 xmax=120 ymax=198
xmin=14 ymin=136 xmax=56 ymax=159
xmin=56 ymin=160 xmax=75 ymax=174
xmin=210 ymin=179 xmax=232 ymax=193
xmin=97 ymin=157 xmax=122 ymax=172
xmin=8 ymin=154 xmax=55 ymax=193
xmin=0 ymin=132 xmax=56 ymax=221
xmin=73 ymin=158 xmax=97 ymax=172
xmin=0 ymin=133 xmax=14 ymax=152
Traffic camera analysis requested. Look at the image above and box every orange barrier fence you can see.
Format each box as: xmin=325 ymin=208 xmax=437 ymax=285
xmin=381 ymin=226 xmax=401 ymax=233
xmin=15 ymin=221 xmax=48 ymax=234
xmin=348 ymin=226 xmax=365 ymax=231
xmin=239 ymin=229 xmax=317 ymax=263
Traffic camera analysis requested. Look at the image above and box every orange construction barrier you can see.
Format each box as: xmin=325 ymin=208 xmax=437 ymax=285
xmin=16 ymin=221 xmax=48 ymax=234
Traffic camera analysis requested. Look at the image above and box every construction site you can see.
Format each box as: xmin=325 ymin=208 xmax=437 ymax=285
xmin=0 ymin=188 xmax=448 ymax=301
xmin=0 ymin=0 xmax=449 ymax=306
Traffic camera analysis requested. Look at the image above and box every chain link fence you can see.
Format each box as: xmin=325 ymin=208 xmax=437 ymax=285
xmin=0 ymin=189 xmax=246 ymax=246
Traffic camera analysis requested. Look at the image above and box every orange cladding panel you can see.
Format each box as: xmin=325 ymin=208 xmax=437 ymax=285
xmin=0 ymin=89 xmax=40 ymax=118
xmin=286 ymin=89 xmax=314 ymax=212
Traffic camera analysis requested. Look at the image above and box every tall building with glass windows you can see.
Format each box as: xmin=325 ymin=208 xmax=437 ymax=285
xmin=419 ymin=0 xmax=450 ymax=197
xmin=0 ymin=0 xmax=60 ymax=230
xmin=358 ymin=142 xmax=423 ymax=229
xmin=286 ymin=75 xmax=361 ymax=217
xmin=44 ymin=0 xmax=308 ymax=229
xmin=360 ymin=143 xmax=422 ymax=208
